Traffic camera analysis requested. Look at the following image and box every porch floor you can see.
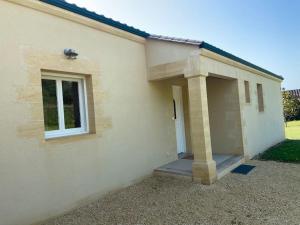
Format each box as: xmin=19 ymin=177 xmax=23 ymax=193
xmin=154 ymin=154 xmax=243 ymax=179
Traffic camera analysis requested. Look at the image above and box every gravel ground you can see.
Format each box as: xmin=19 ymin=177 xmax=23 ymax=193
xmin=43 ymin=160 xmax=300 ymax=225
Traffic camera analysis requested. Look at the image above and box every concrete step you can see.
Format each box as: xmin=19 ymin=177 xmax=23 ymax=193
xmin=217 ymin=155 xmax=245 ymax=179
xmin=153 ymin=159 xmax=192 ymax=179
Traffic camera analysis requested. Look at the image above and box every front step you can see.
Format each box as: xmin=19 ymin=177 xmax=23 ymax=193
xmin=153 ymin=155 xmax=245 ymax=181
xmin=153 ymin=170 xmax=192 ymax=180
xmin=216 ymin=156 xmax=245 ymax=179
xmin=154 ymin=159 xmax=193 ymax=179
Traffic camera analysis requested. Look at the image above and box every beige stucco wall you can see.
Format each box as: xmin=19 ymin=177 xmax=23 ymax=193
xmin=0 ymin=1 xmax=285 ymax=224
xmin=146 ymin=39 xmax=198 ymax=67
xmin=0 ymin=1 xmax=178 ymax=225
xmin=146 ymin=40 xmax=285 ymax=159
xmin=199 ymin=53 xmax=285 ymax=158
xmin=206 ymin=77 xmax=244 ymax=155
xmin=241 ymin=74 xmax=285 ymax=157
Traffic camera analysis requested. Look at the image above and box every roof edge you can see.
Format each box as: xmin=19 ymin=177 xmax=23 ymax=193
xmin=40 ymin=0 xmax=150 ymax=38
xmin=199 ymin=42 xmax=284 ymax=80
xmin=36 ymin=2 xmax=283 ymax=80
xmin=148 ymin=34 xmax=201 ymax=46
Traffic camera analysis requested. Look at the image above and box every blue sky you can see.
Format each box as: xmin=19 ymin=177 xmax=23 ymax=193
xmin=67 ymin=0 xmax=299 ymax=90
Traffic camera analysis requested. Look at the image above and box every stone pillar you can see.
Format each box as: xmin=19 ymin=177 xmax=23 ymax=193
xmin=187 ymin=75 xmax=217 ymax=184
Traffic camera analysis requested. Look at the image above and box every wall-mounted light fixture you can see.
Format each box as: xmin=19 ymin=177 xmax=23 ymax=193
xmin=64 ymin=49 xmax=78 ymax=59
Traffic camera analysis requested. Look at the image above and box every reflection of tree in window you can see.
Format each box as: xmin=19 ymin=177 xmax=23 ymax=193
xmin=62 ymin=81 xmax=81 ymax=128
xmin=42 ymin=79 xmax=59 ymax=131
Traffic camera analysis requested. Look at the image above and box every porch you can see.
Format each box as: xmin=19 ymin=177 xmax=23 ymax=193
xmin=147 ymin=46 xmax=248 ymax=184
xmin=154 ymin=154 xmax=244 ymax=179
xmin=151 ymin=73 xmax=245 ymax=183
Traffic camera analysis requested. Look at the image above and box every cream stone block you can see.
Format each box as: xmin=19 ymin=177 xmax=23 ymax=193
xmin=15 ymin=47 xmax=108 ymax=142
xmin=148 ymin=60 xmax=186 ymax=81
xmin=184 ymin=51 xmax=203 ymax=78
xmin=187 ymin=76 xmax=217 ymax=184
xmin=206 ymin=77 xmax=244 ymax=156
xmin=192 ymin=160 xmax=217 ymax=184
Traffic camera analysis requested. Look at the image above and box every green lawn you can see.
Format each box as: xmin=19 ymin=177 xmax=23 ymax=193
xmin=285 ymin=120 xmax=300 ymax=139
xmin=260 ymin=120 xmax=300 ymax=163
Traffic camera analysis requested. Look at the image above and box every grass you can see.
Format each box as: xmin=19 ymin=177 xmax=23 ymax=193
xmin=285 ymin=120 xmax=300 ymax=139
xmin=260 ymin=120 xmax=300 ymax=163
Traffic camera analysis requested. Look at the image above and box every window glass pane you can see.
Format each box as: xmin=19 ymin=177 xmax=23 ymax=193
xmin=62 ymin=81 xmax=81 ymax=129
xmin=42 ymin=79 xmax=59 ymax=131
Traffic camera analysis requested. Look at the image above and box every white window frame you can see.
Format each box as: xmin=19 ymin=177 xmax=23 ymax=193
xmin=42 ymin=73 xmax=89 ymax=139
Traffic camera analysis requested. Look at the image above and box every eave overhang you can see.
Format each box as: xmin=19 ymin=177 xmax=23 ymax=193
xmin=199 ymin=42 xmax=283 ymax=80
xmin=40 ymin=0 xmax=150 ymax=38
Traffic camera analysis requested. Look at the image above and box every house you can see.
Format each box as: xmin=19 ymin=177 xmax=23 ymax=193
xmin=284 ymin=89 xmax=300 ymax=100
xmin=0 ymin=0 xmax=285 ymax=225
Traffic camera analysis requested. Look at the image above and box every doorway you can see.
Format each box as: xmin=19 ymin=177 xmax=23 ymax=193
xmin=172 ymin=85 xmax=187 ymax=155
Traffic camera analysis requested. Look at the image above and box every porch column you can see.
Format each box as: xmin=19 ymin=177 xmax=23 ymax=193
xmin=187 ymin=75 xmax=217 ymax=184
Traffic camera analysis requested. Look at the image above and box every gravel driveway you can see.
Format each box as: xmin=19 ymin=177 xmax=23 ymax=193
xmin=43 ymin=160 xmax=300 ymax=225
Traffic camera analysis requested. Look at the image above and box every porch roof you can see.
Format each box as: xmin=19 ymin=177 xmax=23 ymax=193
xmin=149 ymin=35 xmax=283 ymax=80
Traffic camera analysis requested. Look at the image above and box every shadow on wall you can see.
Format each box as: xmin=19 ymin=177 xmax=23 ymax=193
xmin=206 ymin=76 xmax=244 ymax=156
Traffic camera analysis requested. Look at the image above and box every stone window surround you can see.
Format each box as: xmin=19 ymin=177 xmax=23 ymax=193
xmin=16 ymin=47 xmax=112 ymax=145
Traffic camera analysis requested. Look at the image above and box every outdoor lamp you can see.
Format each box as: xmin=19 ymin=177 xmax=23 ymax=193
xmin=64 ymin=48 xmax=78 ymax=59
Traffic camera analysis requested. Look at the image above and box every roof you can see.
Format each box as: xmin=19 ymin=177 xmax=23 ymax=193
xmin=149 ymin=35 xmax=283 ymax=80
xmin=40 ymin=0 xmax=283 ymax=80
xmin=284 ymin=89 xmax=300 ymax=98
xmin=39 ymin=0 xmax=150 ymax=38
xmin=149 ymin=35 xmax=201 ymax=46
xmin=199 ymin=42 xmax=283 ymax=80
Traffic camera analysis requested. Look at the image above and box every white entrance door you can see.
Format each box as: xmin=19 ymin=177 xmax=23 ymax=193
xmin=172 ymin=86 xmax=187 ymax=154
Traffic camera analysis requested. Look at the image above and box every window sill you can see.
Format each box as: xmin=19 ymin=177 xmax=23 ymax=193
xmin=45 ymin=130 xmax=89 ymax=140
xmin=43 ymin=131 xmax=97 ymax=144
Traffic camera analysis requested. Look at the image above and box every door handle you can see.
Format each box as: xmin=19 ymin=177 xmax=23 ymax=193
xmin=173 ymin=99 xmax=177 ymax=120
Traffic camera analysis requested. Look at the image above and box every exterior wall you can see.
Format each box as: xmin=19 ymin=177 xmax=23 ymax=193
xmin=0 ymin=2 xmax=177 ymax=225
xmin=199 ymin=52 xmax=285 ymax=158
xmin=0 ymin=1 xmax=285 ymax=224
xmin=146 ymin=41 xmax=285 ymax=159
xmin=241 ymin=74 xmax=285 ymax=157
xmin=206 ymin=77 xmax=243 ymax=155
xmin=146 ymin=39 xmax=198 ymax=67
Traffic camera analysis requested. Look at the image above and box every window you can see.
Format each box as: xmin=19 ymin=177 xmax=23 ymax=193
xmin=257 ymin=83 xmax=264 ymax=112
xmin=41 ymin=75 xmax=88 ymax=139
xmin=244 ymin=81 xmax=250 ymax=103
